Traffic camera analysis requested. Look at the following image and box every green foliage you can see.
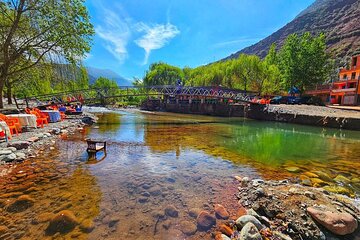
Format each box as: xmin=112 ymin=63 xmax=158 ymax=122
xmin=143 ymin=62 xmax=184 ymax=86
xmin=0 ymin=0 xmax=94 ymax=107
xmin=278 ymin=32 xmax=329 ymax=92
xmin=142 ymin=32 xmax=329 ymax=96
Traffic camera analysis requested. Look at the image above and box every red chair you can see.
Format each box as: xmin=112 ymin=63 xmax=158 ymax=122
xmin=0 ymin=114 xmax=21 ymax=133
xmin=30 ymin=111 xmax=48 ymax=128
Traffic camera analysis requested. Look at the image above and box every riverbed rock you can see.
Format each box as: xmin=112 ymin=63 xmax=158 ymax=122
xmin=214 ymin=204 xmax=229 ymax=219
xmin=180 ymin=220 xmax=197 ymax=235
xmin=4 ymin=153 xmax=16 ymax=162
xmin=215 ymin=233 xmax=231 ymax=240
xmin=285 ymin=167 xmax=301 ymax=173
xmin=239 ymin=222 xmax=262 ymax=240
xmin=307 ymin=207 xmax=358 ymax=235
xmin=46 ymin=210 xmax=79 ymax=234
xmin=165 ymin=205 xmax=179 ymax=217
xmin=0 ymin=225 xmax=8 ymax=235
xmin=314 ymin=171 xmax=333 ymax=182
xmin=36 ymin=212 xmax=54 ymax=223
xmin=236 ymin=215 xmax=264 ymax=231
xmin=15 ymin=152 xmax=26 ymax=159
xmin=196 ymin=211 xmax=216 ymax=230
xmin=6 ymin=195 xmax=34 ymax=212
xmin=189 ymin=208 xmax=202 ymax=218
xmin=8 ymin=141 xmax=30 ymax=150
xmin=149 ymin=186 xmax=162 ymax=196
xmin=310 ymin=178 xmax=328 ymax=187
xmin=0 ymin=150 xmax=12 ymax=155
xmin=333 ymin=175 xmax=351 ymax=183
xmin=80 ymin=219 xmax=95 ymax=233
xmin=323 ymin=185 xmax=353 ymax=197
xmin=218 ymin=224 xmax=234 ymax=236
xmin=301 ymin=178 xmax=312 ymax=186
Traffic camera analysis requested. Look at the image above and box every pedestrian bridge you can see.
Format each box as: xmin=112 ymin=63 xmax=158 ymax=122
xmin=14 ymin=85 xmax=254 ymax=107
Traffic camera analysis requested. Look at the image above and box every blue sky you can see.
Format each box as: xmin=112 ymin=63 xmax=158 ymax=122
xmin=84 ymin=0 xmax=315 ymax=80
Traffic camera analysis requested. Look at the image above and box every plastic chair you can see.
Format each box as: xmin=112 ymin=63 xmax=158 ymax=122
xmin=6 ymin=120 xmax=18 ymax=136
xmin=0 ymin=114 xmax=22 ymax=133
xmin=25 ymin=108 xmax=32 ymax=114
xmin=30 ymin=111 xmax=48 ymax=128
xmin=33 ymin=108 xmax=50 ymax=122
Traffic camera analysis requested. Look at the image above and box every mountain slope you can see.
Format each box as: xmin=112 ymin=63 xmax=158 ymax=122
xmin=224 ymin=0 xmax=360 ymax=60
xmin=86 ymin=67 xmax=132 ymax=86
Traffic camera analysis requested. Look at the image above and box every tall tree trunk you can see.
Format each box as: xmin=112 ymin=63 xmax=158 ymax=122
xmin=6 ymin=80 xmax=12 ymax=105
xmin=0 ymin=78 xmax=5 ymax=109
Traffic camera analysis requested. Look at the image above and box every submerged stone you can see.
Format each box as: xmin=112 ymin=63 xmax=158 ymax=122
xmin=214 ymin=204 xmax=229 ymax=219
xmin=285 ymin=167 xmax=301 ymax=173
xmin=333 ymin=175 xmax=351 ymax=183
xmin=46 ymin=210 xmax=79 ymax=234
xmin=6 ymin=195 xmax=34 ymax=213
xmin=196 ymin=211 xmax=216 ymax=230
xmin=323 ymin=186 xmax=353 ymax=197
xmin=180 ymin=220 xmax=197 ymax=235
xmin=165 ymin=205 xmax=179 ymax=217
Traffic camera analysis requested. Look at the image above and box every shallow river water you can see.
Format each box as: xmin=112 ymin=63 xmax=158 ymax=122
xmin=1 ymin=110 xmax=360 ymax=240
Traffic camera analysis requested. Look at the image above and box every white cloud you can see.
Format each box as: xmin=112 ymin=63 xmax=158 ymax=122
xmin=134 ymin=23 xmax=180 ymax=65
xmin=95 ymin=5 xmax=131 ymax=63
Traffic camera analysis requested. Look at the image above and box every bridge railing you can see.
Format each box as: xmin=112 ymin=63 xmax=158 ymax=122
xmin=15 ymin=85 xmax=255 ymax=108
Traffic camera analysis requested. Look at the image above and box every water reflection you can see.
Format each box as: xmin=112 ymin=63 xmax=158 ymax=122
xmin=0 ymin=152 xmax=102 ymax=240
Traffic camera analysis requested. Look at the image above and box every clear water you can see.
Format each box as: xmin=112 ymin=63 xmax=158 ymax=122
xmin=1 ymin=110 xmax=359 ymax=239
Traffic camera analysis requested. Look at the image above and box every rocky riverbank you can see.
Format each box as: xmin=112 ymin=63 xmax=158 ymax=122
xmin=208 ymin=176 xmax=360 ymax=240
xmin=0 ymin=112 xmax=97 ymax=175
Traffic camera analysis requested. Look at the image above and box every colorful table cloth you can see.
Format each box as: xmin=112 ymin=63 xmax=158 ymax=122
xmin=41 ymin=110 xmax=61 ymax=123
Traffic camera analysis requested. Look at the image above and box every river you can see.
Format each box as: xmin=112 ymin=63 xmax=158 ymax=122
xmin=1 ymin=109 xmax=360 ymax=239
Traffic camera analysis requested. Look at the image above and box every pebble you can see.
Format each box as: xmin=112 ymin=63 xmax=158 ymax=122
xmin=189 ymin=208 xmax=202 ymax=218
xmin=214 ymin=204 xmax=229 ymax=219
xmin=285 ymin=167 xmax=301 ymax=173
xmin=0 ymin=150 xmax=12 ymax=155
xmin=241 ymin=177 xmax=249 ymax=187
xmin=218 ymin=224 xmax=234 ymax=236
xmin=196 ymin=211 xmax=216 ymax=230
xmin=239 ymin=222 xmax=262 ymax=240
xmin=180 ymin=220 xmax=197 ymax=235
xmin=333 ymin=175 xmax=351 ymax=183
xmin=165 ymin=205 xmax=179 ymax=217
xmin=304 ymin=191 xmax=316 ymax=200
xmin=236 ymin=215 xmax=264 ymax=231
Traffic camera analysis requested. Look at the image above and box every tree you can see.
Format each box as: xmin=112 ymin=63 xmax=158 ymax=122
xmin=143 ymin=62 xmax=184 ymax=86
xmin=278 ymin=32 xmax=329 ymax=92
xmin=0 ymin=0 xmax=94 ymax=108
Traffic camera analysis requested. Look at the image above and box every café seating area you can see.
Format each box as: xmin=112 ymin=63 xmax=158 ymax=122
xmin=0 ymin=105 xmax=71 ymax=141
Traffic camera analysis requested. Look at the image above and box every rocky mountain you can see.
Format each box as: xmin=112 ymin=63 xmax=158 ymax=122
xmin=86 ymin=67 xmax=132 ymax=86
xmin=224 ymin=0 xmax=360 ymax=60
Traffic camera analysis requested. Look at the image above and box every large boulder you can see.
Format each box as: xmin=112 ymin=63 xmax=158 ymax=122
xmin=307 ymin=207 xmax=358 ymax=235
